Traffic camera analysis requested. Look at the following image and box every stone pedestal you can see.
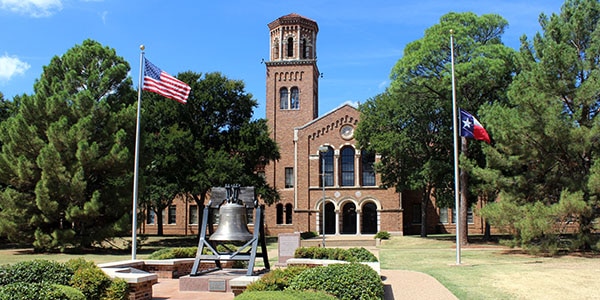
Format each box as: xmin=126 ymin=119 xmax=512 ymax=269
xmin=179 ymin=269 xmax=256 ymax=293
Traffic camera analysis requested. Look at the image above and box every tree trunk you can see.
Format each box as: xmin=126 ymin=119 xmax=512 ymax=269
xmin=420 ymin=187 xmax=429 ymax=237
xmin=156 ymin=209 xmax=164 ymax=236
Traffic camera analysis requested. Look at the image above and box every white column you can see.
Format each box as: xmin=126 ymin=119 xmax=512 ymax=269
xmin=335 ymin=210 xmax=340 ymax=235
xmin=356 ymin=209 xmax=361 ymax=235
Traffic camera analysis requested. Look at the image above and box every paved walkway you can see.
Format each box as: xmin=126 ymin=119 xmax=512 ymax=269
xmin=152 ymin=269 xmax=457 ymax=300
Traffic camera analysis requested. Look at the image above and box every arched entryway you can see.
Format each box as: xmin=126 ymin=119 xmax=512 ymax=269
xmin=325 ymin=202 xmax=336 ymax=234
xmin=361 ymin=202 xmax=378 ymax=234
xmin=341 ymin=202 xmax=357 ymax=234
xmin=319 ymin=201 xmax=336 ymax=235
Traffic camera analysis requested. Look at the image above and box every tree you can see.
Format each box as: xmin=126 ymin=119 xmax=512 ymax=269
xmin=357 ymin=12 xmax=515 ymax=240
xmin=0 ymin=39 xmax=136 ymax=251
xmin=139 ymin=71 xmax=279 ymax=233
xmin=478 ymin=0 xmax=600 ymax=252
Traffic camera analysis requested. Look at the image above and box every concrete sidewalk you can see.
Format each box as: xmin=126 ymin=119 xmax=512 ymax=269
xmin=151 ymin=269 xmax=457 ymax=300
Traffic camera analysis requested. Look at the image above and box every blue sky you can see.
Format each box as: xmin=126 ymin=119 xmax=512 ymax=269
xmin=0 ymin=0 xmax=565 ymax=119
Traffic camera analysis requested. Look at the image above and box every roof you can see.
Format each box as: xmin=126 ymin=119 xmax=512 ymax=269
xmin=268 ymin=13 xmax=319 ymax=31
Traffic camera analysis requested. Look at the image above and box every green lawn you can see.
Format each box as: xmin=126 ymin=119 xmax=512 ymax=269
xmin=378 ymin=235 xmax=599 ymax=299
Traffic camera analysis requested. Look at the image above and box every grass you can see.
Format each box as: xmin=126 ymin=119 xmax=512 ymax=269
xmin=1 ymin=235 xmax=598 ymax=299
xmin=378 ymin=235 xmax=600 ymax=299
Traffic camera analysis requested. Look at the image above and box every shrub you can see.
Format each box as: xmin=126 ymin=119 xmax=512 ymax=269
xmin=346 ymin=247 xmax=378 ymax=262
xmin=374 ymin=231 xmax=391 ymax=240
xmin=0 ymin=259 xmax=72 ymax=286
xmin=0 ymin=282 xmax=84 ymax=300
xmin=236 ymin=290 xmax=336 ymax=300
xmin=300 ymin=231 xmax=318 ymax=239
xmin=245 ymin=266 xmax=309 ymax=292
xmin=53 ymin=284 xmax=86 ymax=300
xmin=69 ymin=264 xmax=112 ymax=300
xmin=287 ymin=263 xmax=384 ymax=300
xmin=294 ymin=247 xmax=378 ymax=262
xmin=103 ymin=278 xmax=129 ymax=300
xmin=147 ymin=247 xmax=197 ymax=259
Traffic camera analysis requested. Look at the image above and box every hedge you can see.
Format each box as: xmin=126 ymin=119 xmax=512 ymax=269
xmin=0 ymin=282 xmax=85 ymax=300
xmin=287 ymin=263 xmax=384 ymax=300
xmin=294 ymin=246 xmax=378 ymax=262
xmin=236 ymin=290 xmax=336 ymax=300
xmin=0 ymin=259 xmax=128 ymax=300
xmin=245 ymin=266 xmax=309 ymax=292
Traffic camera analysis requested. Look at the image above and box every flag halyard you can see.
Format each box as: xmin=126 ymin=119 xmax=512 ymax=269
xmin=143 ymin=58 xmax=191 ymax=104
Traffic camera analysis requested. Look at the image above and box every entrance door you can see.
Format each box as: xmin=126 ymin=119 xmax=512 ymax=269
xmin=361 ymin=202 xmax=377 ymax=234
xmin=341 ymin=202 xmax=357 ymax=234
xmin=325 ymin=202 xmax=336 ymax=234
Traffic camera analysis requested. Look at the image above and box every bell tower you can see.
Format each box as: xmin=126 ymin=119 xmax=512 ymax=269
xmin=265 ymin=13 xmax=319 ymax=190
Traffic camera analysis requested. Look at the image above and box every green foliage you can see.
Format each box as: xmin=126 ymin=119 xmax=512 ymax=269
xmin=374 ymin=231 xmax=391 ymax=239
xmin=69 ymin=264 xmax=112 ymax=300
xmin=102 ymin=278 xmax=129 ymax=300
xmin=0 ymin=39 xmax=136 ymax=251
xmin=147 ymin=247 xmax=197 ymax=259
xmin=287 ymin=263 xmax=384 ymax=300
xmin=294 ymin=247 xmax=378 ymax=262
xmin=0 ymin=259 xmax=72 ymax=286
xmin=245 ymin=266 xmax=309 ymax=292
xmin=0 ymin=282 xmax=84 ymax=300
xmin=53 ymin=284 xmax=86 ymax=300
xmin=236 ymin=290 xmax=336 ymax=300
xmin=475 ymin=0 xmax=600 ymax=252
xmin=140 ymin=71 xmax=280 ymax=236
xmin=300 ymin=231 xmax=318 ymax=239
xmin=481 ymin=190 xmax=596 ymax=254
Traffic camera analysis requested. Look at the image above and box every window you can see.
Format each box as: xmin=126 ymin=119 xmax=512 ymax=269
xmin=285 ymin=167 xmax=294 ymax=188
xmin=276 ymin=203 xmax=284 ymax=224
xmin=361 ymin=150 xmax=376 ymax=186
xmin=290 ymin=87 xmax=299 ymax=109
xmin=168 ymin=206 xmax=176 ymax=224
xmin=340 ymin=146 xmax=355 ymax=186
xmin=146 ymin=209 xmax=155 ymax=224
xmin=439 ymin=207 xmax=448 ymax=224
xmin=287 ymin=37 xmax=294 ymax=57
xmin=280 ymin=88 xmax=289 ymax=109
xmin=302 ymin=38 xmax=307 ymax=59
xmin=189 ymin=205 xmax=198 ymax=225
xmin=321 ymin=147 xmax=334 ymax=187
xmin=285 ymin=203 xmax=293 ymax=224
xmin=412 ymin=204 xmax=422 ymax=224
xmin=451 ymin=207 xmax=474 ymax=224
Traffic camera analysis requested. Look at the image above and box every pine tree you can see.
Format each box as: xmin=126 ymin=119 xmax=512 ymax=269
xmin=0 ymin=39 xmax=136 ymax=251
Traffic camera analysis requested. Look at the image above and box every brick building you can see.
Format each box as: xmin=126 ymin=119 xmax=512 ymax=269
xmin=140 ymin=13 xmax=486 ymax=237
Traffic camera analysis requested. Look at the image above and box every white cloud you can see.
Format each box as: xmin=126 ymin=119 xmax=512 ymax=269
xmin=0 ymin=54 xmax=31 ymax=81
xmin=0 ymin=0 xmax=63 ymax=17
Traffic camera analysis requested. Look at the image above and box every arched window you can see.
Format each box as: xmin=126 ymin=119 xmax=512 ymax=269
xmin=361 ymin=149 xmax=376 ymax=186
xmin=340 ymin=146 xmax=355 ymax=186
xmin=276 ymin=203 xmax=284 ymax=224
xmin=280 ymin=88 xmax=289 ymax=109
xmin=285 ymin=203 xmax=293 ymax=224
xmin=290 ymin=87 xmax=299 ymax=109
xmin=287 ymin=37 xmax=294 ymax=57
xmin=273 ymin=39 xmax=280 ymax=59
xmin=302 ymin=38 xmax=307 ymax=59
xmin=320 ymin=147 xmax=334 ymax=187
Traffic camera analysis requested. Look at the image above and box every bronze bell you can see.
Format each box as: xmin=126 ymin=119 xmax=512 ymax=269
xmin=210 ymin=201 xmax=254 ymax=242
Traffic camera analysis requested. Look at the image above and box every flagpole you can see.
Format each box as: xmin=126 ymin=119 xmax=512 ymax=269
xmin=450 ymin=30 xmax=461 ymax=265
xmin=132 ymin=45 xmax=145 ymax=260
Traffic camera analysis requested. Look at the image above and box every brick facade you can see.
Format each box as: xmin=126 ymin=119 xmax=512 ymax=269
xmin=140 ymin=13 xmax=487 ymax=237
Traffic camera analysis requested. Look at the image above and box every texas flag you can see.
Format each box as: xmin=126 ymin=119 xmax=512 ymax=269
xmin=460 ymin=109 xmax=491 ymax=144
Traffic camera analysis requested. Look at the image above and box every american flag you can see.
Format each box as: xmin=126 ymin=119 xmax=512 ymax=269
xmin=143 ymin=58 xmax=191 ymax=104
